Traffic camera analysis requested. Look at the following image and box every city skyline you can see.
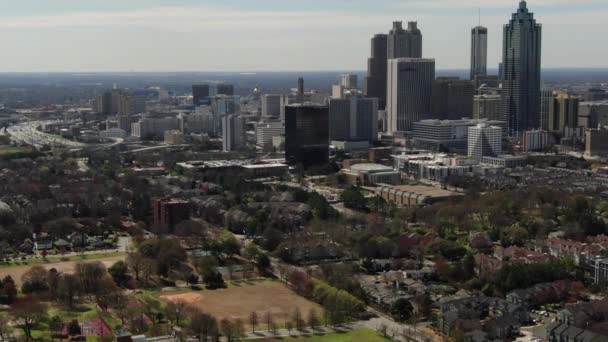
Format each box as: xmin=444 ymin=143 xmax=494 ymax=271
xmin=0 ymin=0 xmax=607 ymax=72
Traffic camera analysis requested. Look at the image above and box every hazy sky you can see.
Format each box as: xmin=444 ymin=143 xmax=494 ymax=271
xmin=0 ymin=0 xmax=606 ymax=72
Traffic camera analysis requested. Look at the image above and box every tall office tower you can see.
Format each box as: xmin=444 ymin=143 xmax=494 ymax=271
xmin=261 ymin=94 xmax=282 ymax=118
xmin=473 ymin=95 xmax=502 ymax=120
xmin=285 ymin=104 xmax=329 ymax=169
xmin=329 ymin=94 xmax=379 ymax=143
xmin=470 ymin=26 xmax=488 ymax=80
xmin=216 ymin=84 xmax=235 ymax=96
xmin=431 ymin=77 xmax=475 ymax=120
xmin=338 ymin=74 xmax=358 ymax=89
xmin=211 ymin=95 xmax=240 ymax=136
xmin=501 ymin=1 xmax=542 ymax=136
xmin=364 ymin=34 xmax=388 ymax=110
xmin=297 ymin=78 xmax=305 ymax=103
xmin=222 ymin=114 xmax=244 ymax=152
xmin=548 ymin=93 xmax=580 ymax=132
xmin=468 ymin=123 xmax=502 ymax=160
xmin=192 ymin=84 xmax=210 ymax=106
xmin=386 ymin=58 xmax=435 ymax=133
xmin=539 ymin=88 xmax=554 ymax=130
xmin=387 ymin=21 xmax=422 ymax=59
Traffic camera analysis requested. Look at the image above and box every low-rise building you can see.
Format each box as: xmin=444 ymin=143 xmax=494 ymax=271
xmin=341 ymin=163 xmax=400 ymax=186
xmin=375 ymin=184 xmax=462 ymax=207
xmin=164 ymin=130 xmax=185 ymax=145
xmin=153 ymin=198 xmax=190 ymax=229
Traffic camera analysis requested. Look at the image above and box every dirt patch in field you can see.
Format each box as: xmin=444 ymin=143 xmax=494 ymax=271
xmin=0 ymin=255 xmax=125 ymax=286
xmin=160 ymin=281 xmax=323 ymax=325
xmin=160 ymin=292 xmax=204 ymax=303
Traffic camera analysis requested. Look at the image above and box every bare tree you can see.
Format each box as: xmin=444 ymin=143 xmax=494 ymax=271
xmin=285 ymin=320 xmax=294 ymax=336
xmin=249 ymin=311 xmax=258 ymax=332
xmin=308 ymin=309 xmax=319 ymax=330
xmin=10 ymin=298 xmax=48 ymax=340
xmin=264 ymin=311 xmax=273 ymax=332
xmin=293 ymin=308 xmax=304 ymax=331
xmin=188 ymin=309 xmax=218 ymax=342
xmin=165 ymin=300 xmax=189 ymax=328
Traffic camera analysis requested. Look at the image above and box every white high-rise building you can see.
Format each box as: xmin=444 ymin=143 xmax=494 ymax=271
xmin=468 ymin=123 xmax=502 ymax=160
xmin=222 ymin=114 xmax=244 ymax=152
xmin=338 ymin=74 xmax=358 ymax=89
xmin=386 ymin=58 xmax=435 ymax=133
xmin=470 ymin=26 xmax=488 ymax=80
xmin=256 ymin=121 xmax=285 ymax=150
xmin=261 ymin=94 xmax=282 ymax=118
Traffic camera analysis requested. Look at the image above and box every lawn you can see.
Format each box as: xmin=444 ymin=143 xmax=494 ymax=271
xmin=159 ymin=280 xmax=323 ymax=327
xmin=246 ymin=329 xmax=391 ymax=341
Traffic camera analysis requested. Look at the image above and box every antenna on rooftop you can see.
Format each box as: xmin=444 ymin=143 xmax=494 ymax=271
xmin=478 ymin=8 xmax=481 ymax=26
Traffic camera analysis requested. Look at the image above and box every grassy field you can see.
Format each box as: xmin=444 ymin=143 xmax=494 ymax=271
xmin=245 ymin=329 xmax=391 ymax=341
xmin=0 ymin=253 xmax=125 ymax=286
xmin=159 ymin=280 xmax=324 ymax=327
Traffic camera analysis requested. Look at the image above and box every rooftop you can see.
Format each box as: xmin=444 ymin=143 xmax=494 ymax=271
xmin=350 ymin=163 xmax=394 ymax=173
xmin=379 ymin=184 xmax=461 ymax=198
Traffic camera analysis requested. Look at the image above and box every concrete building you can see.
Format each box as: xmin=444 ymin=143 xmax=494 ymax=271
xmin=216 ymin=84 xmax=235 ymax=96
xmin=593 ymin=258 xmax=608 ymax=285
xmin=329 ymin=94 xmax=378 ymax=143
xmin=261 ymin=94 xmax=283 ymax=118
xmin=99 ymin=128 xmax=127 ymax=139
xmin=471 ymin=26 xmax=488 ymax=80
xmin=387 ymin=58 xmax=435 ymax=133
xmin=181 ymin=108 xmax=221 ymax=136
xmin=387 ymin=21 xmax=422 ymax=59
xmin=222 ymin=114 xmax=245 ymax=152
xmin=365 ymin=33 xmax=388 ymax=110
xmin=164 ymin=130 xmax=185 ymax=145
xmin=468 ymin=123 xmax=502 ymax=160
xmin=579 ymin=101 xmax=608 ymax=129
xmin=338 ymin=74 xmax=358 ymax=89
xmin=412 ymin=118 xmax=507 ymax=152
xmin=548 ymin=93 xmax=579 ymax=132
xmin=285 ymin=104 xmax=329 ymax=169
xmin=131 ymin=117 xmax=179 ymax=140
xmin=501 ymin=1 xmax=542 ymax=136
xmin=341 ymin=163 xmax=401 ymax=186
xmin=431 ymin=77 xmax=475 ymax=120
xmin=256 ymin=121 xmax=284 ymax=150
xmin=522 ymin=129 xmax=548 ymax=152
xmin=585 ymin=128 xmax=608 ymax=157
xmin=473 ymin=95 xmax=502 ymax=120
xmin=481 ymin=155 xmax=528 ymax=168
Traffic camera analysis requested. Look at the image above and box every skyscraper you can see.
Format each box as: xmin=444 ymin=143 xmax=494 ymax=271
xmin=364 ymin=34 xmax=388 ymax=110
xmin=500 ymin=1 xmax=542 ymax=136
xmin=192 ymin=84 xmax=210 ymax=106
xmin=471 ymin=26 xmax=488 ymax=80
xmin=386 ymin=58 xmax=435 ymax=133
xmin=222 ymin=114 xmax=244 ymax=152
xmin=285 ymin=104 xmax=329 ymax=169
xmin=387 ymin=22 xmax=422 ymax=59
xmin=216 ymin=84 xmax=235 ymax=96
xmin=338 ymin=74 xmax=358 ymax=89
xmin=297 ymin=77 xmax=305 ymax=103
xmin=431 ymin=77 xmax=475 ymax=120
xmin=329 ymin=94 xmax=378 ymax=143
xmin=261 ymin=94 xmax=283 ymax=118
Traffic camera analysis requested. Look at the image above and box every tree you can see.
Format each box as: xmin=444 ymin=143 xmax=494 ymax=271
xmin=202 ymin=269 xmax=226 ymax=290
xmin=21 ymin=265 xmax=49 ymax=295
xmin=308 ymin=309 xmax=319 ymax=329
xmin=256 ymin=254 xmax=271 ymax=275
xmin=10 ymin=298 xmax=48 ymax=340
xmin=390 ymin=298 xmax=413 ymax=322
xmin=0 ymin=276 xmax=17 ymax=305
xmin=340 ymin=186 xmax=368 ymax=211
xmin=75 ymin=262 xmax=106 ymax=297
xmin=234 ymin=319 xmax=245 ymax=340
xmin=108 ymin=261 xmax=129 ymax=286
xmin=0 ymin=315 xmax=12 ymax=340
xmin=288 ymin=270 xmax=314 ymax=298
xmin=67 ymin=320 xmax=82 ymax=336
xmin=189 ymin=309 xmax=219 ymax=342
xmin=165 ymin=300 xmax=189 ymax=328
xmin=293 ymin=308 xmax=304 ymax=331
xmin=127 ymin=253 xmax=145 ymax=281
xmin=57 ymin=274 xmax=82 ymax=309
xmin=220 ymin=319 xmax=236 ymax=341
xmin=264 ymin=311 xmax=273 ymax=332
xmin=48 ymin=315 xmax=63 ymax=341
xmin=285 ymin=320 xmax=294 ymax=335
xmin=249 ymin=311 xmax=258 ymax=332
